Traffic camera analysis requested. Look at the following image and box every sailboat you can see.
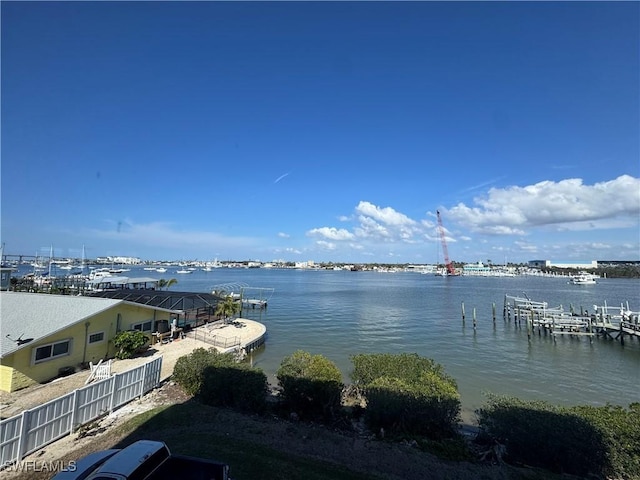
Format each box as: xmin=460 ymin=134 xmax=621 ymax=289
xmin=202 ymin=257 xmax=222 ymax=271
xmin=70 ymin=245 xmax=87 ymax=275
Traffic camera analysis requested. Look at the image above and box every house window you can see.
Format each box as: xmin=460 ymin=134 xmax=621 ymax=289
xmin=88 ymin=332 xmax=105 ymax=344
xmin=33 ymin=339 xmax=71 ymax=364
xmin=132 ymin=321 xmax=152 ymax=332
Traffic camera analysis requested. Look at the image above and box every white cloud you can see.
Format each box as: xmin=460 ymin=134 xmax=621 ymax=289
xmin=354 ymin=216 xmax=392 ymax=240
xmin=316 ymin=240 xmax=337 ymax=250
xmin=278 ymin=232 xmax=290 ymax=238
xmin=87 ymin=221 xmax=255 ymax=247
xmin=514 ymin=240 xmax=538 ymax=253
xmin=307 ymin=227 xmax=355 ymax=241
xmin=274 ymin=172 xmax=290 ymax=184
xmin=447 ymin=175 xmax=640 ymax=234
xmin=355 ymin=201 xmax=417 ymax=227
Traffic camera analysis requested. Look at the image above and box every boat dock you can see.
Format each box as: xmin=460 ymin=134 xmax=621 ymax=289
xmin=501 ymin=294 xmax=640 ymax=344
xmin=185 ymin=318 xmax=267 ymax=355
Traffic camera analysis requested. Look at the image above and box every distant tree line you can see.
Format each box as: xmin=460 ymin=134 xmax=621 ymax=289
xmin=543 ymin=265 xmax=640 ymax=278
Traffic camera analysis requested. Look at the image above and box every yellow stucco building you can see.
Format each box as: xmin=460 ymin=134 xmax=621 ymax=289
xmin=0 ymin=292 xmax=174 ymax=392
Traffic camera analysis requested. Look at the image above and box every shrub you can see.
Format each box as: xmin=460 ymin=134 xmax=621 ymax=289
xmin=276 ymin=350 xmax=344 ymax=421
xmin=572 ymin=402 xmax=640 ymax=479
xmin=476 ymin=395 xmax=640 ymax=478
xmin=113 ymin=330 xmax=149 ymax=359
xmin=173 ymin=347 xmax=223 ymax=396
xmin=201 ymin=365 xmax=268 ymax=414
xmin=351 ymin=352 xmax=451 ymax=386
xmin=173 ymin=347 xmax=268 ymax=414
xmin=350 ymin=353 xmax=460 ymax=439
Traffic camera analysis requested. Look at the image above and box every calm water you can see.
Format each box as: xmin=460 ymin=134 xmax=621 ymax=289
xmin=23 ymin=266 xmax=640 ymax=418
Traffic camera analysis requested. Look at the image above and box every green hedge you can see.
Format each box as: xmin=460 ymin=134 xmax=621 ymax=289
xmin=351 ymin=353 xmax=460 ymax=439
xmin=172 ymin=347 xmax=268 ymax=414
xmin=200 ymin=364 xmax=268 ymax=414
xmin=476 ymin=395 xmax=640 ymax=478
xmin=172 ymin=347 xmax=222 ymax=395
xmin=276 ymin=350 xmax=344 ymax=421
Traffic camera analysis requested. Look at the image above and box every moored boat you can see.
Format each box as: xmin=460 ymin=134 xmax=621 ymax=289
xmin=568 ymin=272 xmax=598 ymax=285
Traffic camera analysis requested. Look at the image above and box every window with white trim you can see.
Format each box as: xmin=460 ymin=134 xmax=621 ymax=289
xmin=132 ymin=321 xmax=152 ymax=332
xmin=88 ymin=331 xmax=105 ymax=344
xmin=33 ymin=339 xmax=71 ymax=364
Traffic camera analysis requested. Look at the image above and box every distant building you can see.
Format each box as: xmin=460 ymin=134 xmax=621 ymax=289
xmin=0 ymin=267 xmax=12 ymax=291
xmin=527 ymin=260 xmax=598 ymax=269
xmin=96 ymin=256 xmax=141 ymax=265
xmin=527 ymin=260 xmax=549 ymax=269
xmin=294 ymin=260 xmax=316 ymax=269
xmin=462 ymin=262 xmax=492 ymax=276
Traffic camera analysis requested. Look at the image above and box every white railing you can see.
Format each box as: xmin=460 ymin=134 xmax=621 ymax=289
xmin=186 ymin=328 xmax=240 ymax=350
xmin=0 ymin=356 xmax=162 ymax=468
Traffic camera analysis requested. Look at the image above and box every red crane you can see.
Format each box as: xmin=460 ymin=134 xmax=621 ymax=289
xmin=436 ymin=210 xmax=457 ymax=276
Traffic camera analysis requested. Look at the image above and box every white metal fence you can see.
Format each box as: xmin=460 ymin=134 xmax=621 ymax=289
xmin=0 ymin=356 xmax=162 ymax=467
xmin=186 ymin=328 xmax=241 ymax=350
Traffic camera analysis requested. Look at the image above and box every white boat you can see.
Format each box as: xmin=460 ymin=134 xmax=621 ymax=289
xmin=568 ymin=272 xmax=598 ymax=285
xmin=88 ymin=267 xmax=113 ymax=280
xmin=155 ymin=267 xmax=167 ymax=273
xmin=176 ymin=269 xmax=192 ymax=274
xmin=202 ymin=258 xmax=222 ymax=271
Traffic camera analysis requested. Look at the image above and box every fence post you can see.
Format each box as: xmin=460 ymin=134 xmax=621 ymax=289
xmin=16 ymin=410 xmax=30 ymax=462
xmin=139 ymin=361 xmax=149 ymax=398
xmin=70 ymin=390 xmax=79 ymax=433
xmin=109 ymin=374 xmax=119 ymax=413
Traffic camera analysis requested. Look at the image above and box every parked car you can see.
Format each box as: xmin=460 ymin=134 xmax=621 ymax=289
xmin=51 ymin=439 xmax=229 ymax=480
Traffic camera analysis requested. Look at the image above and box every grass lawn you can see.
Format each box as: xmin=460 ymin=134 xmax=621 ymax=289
xmin=111 ymin=402 xmax=385 ymax=480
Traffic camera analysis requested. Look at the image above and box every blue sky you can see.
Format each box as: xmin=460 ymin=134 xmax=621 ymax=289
xmin=2 ymin=1 xmax=639 ymax=264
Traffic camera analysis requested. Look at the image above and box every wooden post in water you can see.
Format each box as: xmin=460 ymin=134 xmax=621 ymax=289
xmin=461 ymin=302 xmax=466 ymax=326
xmin=473 ymin=308 xmax=477 ymax=330
xmin=620 ymin=321 xmax=625 ymax=346
xmin=492 ymin=302 xmax=496 ymax=326
xmin=527 ymin=310 xmax=533 ymax=342
xmin=503 ymin=295 xmax=507 ymax=320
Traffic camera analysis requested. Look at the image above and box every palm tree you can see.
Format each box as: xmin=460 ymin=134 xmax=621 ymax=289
xmin=157 ymin=278 xmax=178 ymax=291
xmin=215 ymin=295 xmax=240 ymax=324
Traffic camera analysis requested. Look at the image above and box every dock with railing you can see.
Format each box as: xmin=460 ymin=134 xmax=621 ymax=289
xmin=186 ymin=318 xmax=267 ymax=354
xmin=501 ymin=294 xmax=639 ymax=344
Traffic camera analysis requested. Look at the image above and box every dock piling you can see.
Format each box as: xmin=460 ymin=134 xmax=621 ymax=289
xmin=461 ymin=302 xmax=465 ymax=326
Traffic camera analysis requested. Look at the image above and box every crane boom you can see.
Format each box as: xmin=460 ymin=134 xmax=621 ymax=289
xmin=436 ymin=210 xmax=456 ymax=276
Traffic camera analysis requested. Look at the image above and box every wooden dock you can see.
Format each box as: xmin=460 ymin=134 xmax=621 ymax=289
xmin=501 ymin=294 xmax=640 ymax=344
